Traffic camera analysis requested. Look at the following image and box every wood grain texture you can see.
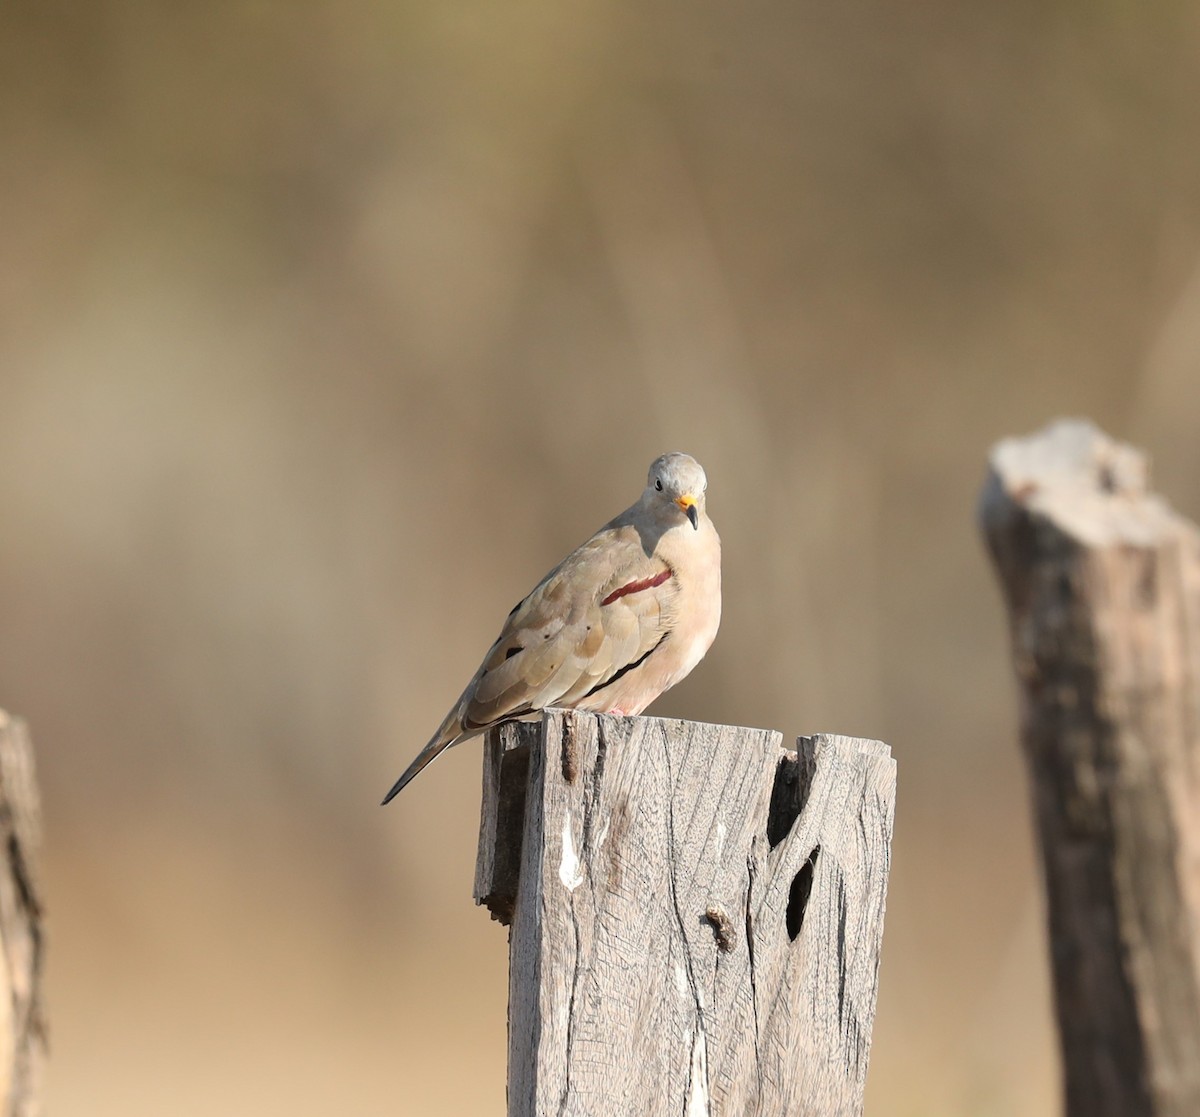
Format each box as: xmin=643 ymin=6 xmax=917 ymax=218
xmin=475 ymin=722 xmax=531 ymax=924
xmin=477 ymin=709 xmax=895 ymax=1117
xmin=0 ymin=713 xmax=45 ymax=1117
xmin=980 ymin=419 xmax=1200 ymax=1117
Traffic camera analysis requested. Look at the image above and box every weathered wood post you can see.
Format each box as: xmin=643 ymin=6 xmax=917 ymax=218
xmin=0 ymin=712 xmax=46 ymax=1117
xmin=980 ymin=419 xmax=1200 ymax=1117
xmin=475 ymin=709 xmax=895 ymax=1116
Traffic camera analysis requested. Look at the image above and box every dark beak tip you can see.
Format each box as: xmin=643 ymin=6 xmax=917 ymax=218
xmin=687 ymin=505 xmax=699 ymax=530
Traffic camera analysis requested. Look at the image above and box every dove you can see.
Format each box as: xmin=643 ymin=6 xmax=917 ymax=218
xmin=382 ymin=451 xmax=721 ymax=803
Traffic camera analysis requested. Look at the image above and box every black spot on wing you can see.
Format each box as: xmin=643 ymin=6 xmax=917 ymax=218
xmin=505 ymin=646 xmax=522 ymax=660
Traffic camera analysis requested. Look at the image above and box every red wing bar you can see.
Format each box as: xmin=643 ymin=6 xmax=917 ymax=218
xmin=600 ymin=568 xmax=672 ymax=607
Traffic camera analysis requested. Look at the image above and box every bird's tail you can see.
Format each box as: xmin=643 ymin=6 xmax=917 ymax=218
xmin=380 ymin=708 xmax=467 ymax=805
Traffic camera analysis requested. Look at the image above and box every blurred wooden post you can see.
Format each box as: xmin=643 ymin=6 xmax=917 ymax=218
xmin=475 ymin=709 xmax=895 ymax=1117
xmin=980 ymin=419 xmax=1200 ymax=1117
xmin=0 ymin=713 xmax=46 ymax=1117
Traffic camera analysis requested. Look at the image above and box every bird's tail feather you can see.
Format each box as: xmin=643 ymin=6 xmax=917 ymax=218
xmin=380 ymin=711 xmax=465 ymax=805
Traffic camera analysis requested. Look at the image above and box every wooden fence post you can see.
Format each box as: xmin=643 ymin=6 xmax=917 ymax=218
xmin=0 ymin=712 xmax=45 ymax=1117
xmin=475 ymin=709 xmax=895 ymax=1117
xmin=980 ymin=418 xmax=1200 ymax=1117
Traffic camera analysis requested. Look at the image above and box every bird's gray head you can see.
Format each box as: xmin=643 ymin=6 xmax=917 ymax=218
xmin=644 ymin=452 xmax=709 ymax=530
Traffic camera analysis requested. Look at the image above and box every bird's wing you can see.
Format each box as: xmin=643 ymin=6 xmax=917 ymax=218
xmin=380 ymin=520 xmax=680 ymax=805
xmin=462 ymin=522 xmax=682 ymax=728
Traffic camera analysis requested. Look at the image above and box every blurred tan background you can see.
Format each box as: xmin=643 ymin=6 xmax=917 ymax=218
xmin=3 ymin=2 xmax=1200 ymax=1114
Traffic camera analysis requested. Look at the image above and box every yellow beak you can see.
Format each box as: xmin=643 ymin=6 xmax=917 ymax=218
xmin=675 ymin=494 xmax=699 ymax=530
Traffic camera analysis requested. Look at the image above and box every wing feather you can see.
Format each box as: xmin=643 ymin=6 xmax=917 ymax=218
xmin=459 ymin=523 xmax=679 ymax=730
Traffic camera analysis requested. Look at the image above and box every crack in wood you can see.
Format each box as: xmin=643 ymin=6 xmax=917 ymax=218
xmin=744 ymin=849 xmax=763 ymax=1084
xmin=835 ymin=874 xmax=849 ymax=1032
xmin=558 ymin=713 xmax=605 ymax=1116
xmin=556 ymin=894 xmax=582 ymax=1117
xmin=561 ymin=715 xmax=578 ymax=784
xmin=786 ymin=846 xmax=819 ymax=941
xmin=662 ymin=725 xmax=710 ymax=1114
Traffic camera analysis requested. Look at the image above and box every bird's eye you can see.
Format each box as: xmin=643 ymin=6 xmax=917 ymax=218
xmin=655 ymin=478 xmax=663 ymax=491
